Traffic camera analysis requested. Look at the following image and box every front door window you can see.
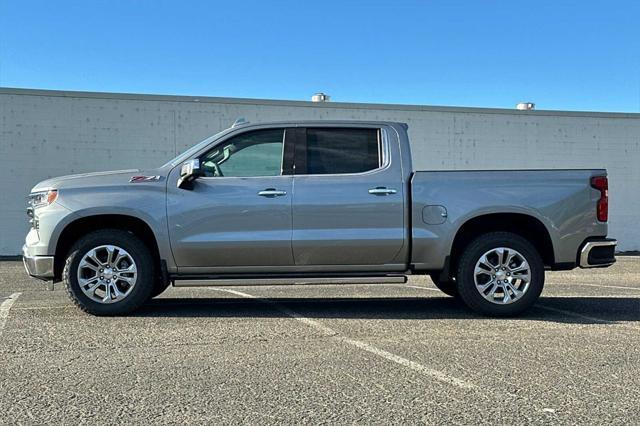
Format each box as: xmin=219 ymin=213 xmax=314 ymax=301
xmin=201 ymin=129 xmax=285 ymax=177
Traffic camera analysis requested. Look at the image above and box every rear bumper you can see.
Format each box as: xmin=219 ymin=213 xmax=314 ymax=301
xmin=579 ymin=239 xmax=617 ymax=268
xmin=22 ymin=245 xmax=55 ymax=280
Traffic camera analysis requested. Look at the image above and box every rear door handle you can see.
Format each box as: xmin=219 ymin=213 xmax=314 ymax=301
xmin=258 ymin=188 xmax=287 ymax=197
xmin=368 ymin=187 xmax=397 ymax=195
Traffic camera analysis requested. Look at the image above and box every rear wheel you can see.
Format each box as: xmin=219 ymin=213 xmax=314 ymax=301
xmin=429 ymin=273 xmax=458 ymax=297
xmin=455 ymin=232 xmax=544 ymax=316
xmin=63 ymin=229 xmax=156 ymax=315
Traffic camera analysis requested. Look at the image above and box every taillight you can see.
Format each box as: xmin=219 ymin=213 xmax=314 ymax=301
xmin=590 ymin=176 xmax=608 ymax=222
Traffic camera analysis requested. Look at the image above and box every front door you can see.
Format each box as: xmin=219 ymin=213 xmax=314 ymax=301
xmin=292 ymin=127 xmax=406 ymax=269
xmin=167 ymin=128 xmax=294 ymax=271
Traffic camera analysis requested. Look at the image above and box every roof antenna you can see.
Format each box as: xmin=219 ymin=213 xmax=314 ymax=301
xmin=232 ymin=117 xmax=249 ymax=128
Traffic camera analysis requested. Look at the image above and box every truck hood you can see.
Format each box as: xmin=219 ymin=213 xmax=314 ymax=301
xmin=30 ymin=169 xmax=166 ymax=192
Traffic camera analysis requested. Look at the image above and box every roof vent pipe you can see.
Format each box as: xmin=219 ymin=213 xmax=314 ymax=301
xmin=311 ymin=93 xmax=330 ymax=102
xmin=516 ymin=102 xmax=535 ymax=110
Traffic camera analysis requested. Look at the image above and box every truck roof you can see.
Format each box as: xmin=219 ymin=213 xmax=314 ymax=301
xmin=231 ymin=120 xmax=408 ymax=129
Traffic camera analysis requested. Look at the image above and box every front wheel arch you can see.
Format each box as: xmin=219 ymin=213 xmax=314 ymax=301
xmin=54 ymin=214 xmax=162 ymax=281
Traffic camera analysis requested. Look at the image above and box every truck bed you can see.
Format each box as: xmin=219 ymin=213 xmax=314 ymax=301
xmin=409 ymin=169 xmax=608 ymax=270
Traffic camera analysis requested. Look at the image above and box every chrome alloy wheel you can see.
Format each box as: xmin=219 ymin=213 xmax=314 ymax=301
xmin=473 ymin=247 xmax=531 ymax=305
xmin=77 ymin=245 xmax=138 ymax=304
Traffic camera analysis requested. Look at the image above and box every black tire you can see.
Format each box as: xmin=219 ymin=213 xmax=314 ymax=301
xmin=63 ymin=229 xmax=156 ymax=316
xmin=455 ymin=231 xmax=544 ymax=316
xmin=429 ymin=273 xmax=458 ymax=297
xmin=150 ymin=281 xmax=171 ymax=298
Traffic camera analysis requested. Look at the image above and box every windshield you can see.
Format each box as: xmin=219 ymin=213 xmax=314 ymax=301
xmin=161 ymin=128 xmax=231 ymax=168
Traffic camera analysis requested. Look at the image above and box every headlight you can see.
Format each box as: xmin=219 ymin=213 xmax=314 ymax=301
xmin=29 ymin=189 xmax=58 ymax=209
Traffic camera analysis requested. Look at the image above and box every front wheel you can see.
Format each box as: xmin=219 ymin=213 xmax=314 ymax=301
xmin=151 ymin=280 xmax=171 ymax=298
xmin=62 ymin=229 xmax=156 ymax=315
xmin=455 ymin=232 xmax=544 ymax=316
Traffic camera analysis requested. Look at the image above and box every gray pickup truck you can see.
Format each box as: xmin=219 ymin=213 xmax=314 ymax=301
xmin=23 ymin=120 xmax=617 ymax=316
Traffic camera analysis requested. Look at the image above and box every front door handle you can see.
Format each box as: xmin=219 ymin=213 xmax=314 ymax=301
xmin=368 ymin=187 xmax=397 ymax=195
xmin=258 ymin=188 xmax=287 ymax=197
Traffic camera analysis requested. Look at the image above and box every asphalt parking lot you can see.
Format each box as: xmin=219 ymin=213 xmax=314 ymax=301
xmin=1 ymin=258 xmax=639 ymax=424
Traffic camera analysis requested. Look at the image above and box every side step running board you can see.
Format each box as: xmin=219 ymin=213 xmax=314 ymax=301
xmin=173 ymin=276 xmax=407 ymax=287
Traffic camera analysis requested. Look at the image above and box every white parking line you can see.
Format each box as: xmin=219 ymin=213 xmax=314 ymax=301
xmin=536 ymin=305 xmax=616 ymax=324
xmin=0 ymin=292 xmax=22 ymax=336
xmin=404 ymin=284 xmax=639 ymax=329
xmin=213 ymin=288 xmax=476 ymax=390
xmin=13 ymin=306 xmax=72 ymax=311
xmin=568 ymin=283 xmax=640 ymax=292
xmin=404 ymin=285 xmax=441 ymax=292
xmin=408 ymin=284 xmax=640 ymax=297
xmin=545 ymin=295 xmax=640 ymax=298
xmin=537 ymin=305 xmax=640 ymax=331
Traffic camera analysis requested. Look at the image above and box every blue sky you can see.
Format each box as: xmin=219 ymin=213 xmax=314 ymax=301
xmin=1 ymin=0 xmax=639 ymax=112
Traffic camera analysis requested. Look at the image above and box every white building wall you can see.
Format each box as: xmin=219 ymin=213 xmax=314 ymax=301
xmin=1 ymin=88 xmax=638 ymax=254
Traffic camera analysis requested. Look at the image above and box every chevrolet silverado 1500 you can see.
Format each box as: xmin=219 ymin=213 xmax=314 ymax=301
xmin=23 ymin=121 xmax=617 ymax=316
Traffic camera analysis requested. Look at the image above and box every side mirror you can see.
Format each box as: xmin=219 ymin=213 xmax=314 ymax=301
xmin=177 ymin=159 xmax=202 ymax=190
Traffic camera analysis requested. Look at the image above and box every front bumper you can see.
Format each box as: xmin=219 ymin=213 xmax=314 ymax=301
xmin=579 ymin=239 xmax=617 ymax=268
xmin=22 ymin=245 xmax=55 ymax=280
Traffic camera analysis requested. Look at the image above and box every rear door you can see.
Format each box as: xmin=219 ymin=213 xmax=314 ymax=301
xmin=291 ymin=126 xmax=406 ymax=269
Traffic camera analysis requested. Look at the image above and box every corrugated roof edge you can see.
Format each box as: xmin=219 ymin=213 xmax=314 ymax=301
xmin=1 ymin=86 xmax=639 ymax=119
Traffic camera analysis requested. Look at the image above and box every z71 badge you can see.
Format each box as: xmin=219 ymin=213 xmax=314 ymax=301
xmin=129 ymin=175 xmax=161 ymax=183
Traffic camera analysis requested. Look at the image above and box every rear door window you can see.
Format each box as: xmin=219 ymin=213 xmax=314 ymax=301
xmin=302 ymin=128 xmax=381 ymax=175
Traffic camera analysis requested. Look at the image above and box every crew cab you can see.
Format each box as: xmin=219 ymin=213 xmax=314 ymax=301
xmin=22 ymin=120 xmax=617 ymax=316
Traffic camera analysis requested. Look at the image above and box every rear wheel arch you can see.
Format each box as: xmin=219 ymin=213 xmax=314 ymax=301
xmin=448 ymin=213 xmax=555 ymax=276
